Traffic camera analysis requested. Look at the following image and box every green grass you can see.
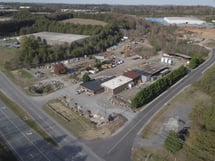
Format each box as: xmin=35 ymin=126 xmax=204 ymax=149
xmin=0 ymin=91 xmax=57 ymax=146
xmin=19 ymin=69 xmax=34 ymax=79
xmin=132 ymin=147 xmax=168 ymax=161
xmin=0 ymin=138 xmax=18 ymax=161
xmin=44 ymin=101 xmax=95 ymax=138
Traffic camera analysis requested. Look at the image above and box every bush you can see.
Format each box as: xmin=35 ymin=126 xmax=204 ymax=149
xmin=189 ymin=57 xmax=203 ymax=69
xmin=164 ymin=131 xmax=182 ymax=153
xmin=82 ymin=74 xmax=91 ymax=83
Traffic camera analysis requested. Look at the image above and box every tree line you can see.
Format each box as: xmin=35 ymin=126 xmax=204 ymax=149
xmin=131 ymin=66 xmax=188 ymax=108
xmin=18 ymin=23 xmax=122 ymax=66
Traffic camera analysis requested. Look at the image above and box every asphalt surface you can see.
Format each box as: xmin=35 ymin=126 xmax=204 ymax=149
xmin=0 ymin=48 xmax=214 ymax=161
xmin=0 ymin=101 xmax=63 ymax=161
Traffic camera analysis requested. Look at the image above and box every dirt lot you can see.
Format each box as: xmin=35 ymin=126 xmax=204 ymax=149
xmin=179 ymin=27 xmax=215 ymax=39
xmin=45 ymin=100 xmax=127 ymax=140
xmin=62 ymin=18 xmax=107 ymax=26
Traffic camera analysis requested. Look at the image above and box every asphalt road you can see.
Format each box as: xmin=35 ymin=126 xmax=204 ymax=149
xmin=0 ymin=101 xmax=64 ymax=161
xmin=0 ymin=74 xmax=103 ymax=161
xmin=86 ymin=48 xmax=215 ymax=161
xmin=0 ymin=48 xmax=214 ymax=161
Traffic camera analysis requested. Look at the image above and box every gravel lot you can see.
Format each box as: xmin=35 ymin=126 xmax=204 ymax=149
xmin=133 ymin=102 xmax=192 ymax=148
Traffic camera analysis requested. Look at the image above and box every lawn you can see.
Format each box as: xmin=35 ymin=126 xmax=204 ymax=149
xmin=18 ymin=69 xmax=34 ymax=79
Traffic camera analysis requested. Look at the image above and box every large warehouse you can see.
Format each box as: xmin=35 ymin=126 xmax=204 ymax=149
xmin=20 ymin=32 xmax=89 ymax=45
xmin=101 ymin=76 xmax=132 ymax=95
xmin=164 ymin=17 xmax=205 ymax=25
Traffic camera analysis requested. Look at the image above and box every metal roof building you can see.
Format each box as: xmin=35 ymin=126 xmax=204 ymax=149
xmin=101 ymin=76 xmax=132 ymax=95
xmin=164 ymin=17 xmax=205 ymax=25
xmin=80 ymin=77 xmax=113 ymax=95
xmin=123 ymin=71 xmax=141 ymax=84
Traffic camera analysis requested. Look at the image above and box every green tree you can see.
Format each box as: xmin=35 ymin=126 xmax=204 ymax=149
xmin=82 ymin=74 xmax=91 ymax=83
xmin=164 ymin=131 xmax=182 ymax=153
xmin=189 ymin=57 xmax=203 ymax=69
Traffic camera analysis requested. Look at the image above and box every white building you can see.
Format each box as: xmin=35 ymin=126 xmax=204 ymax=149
xmin=164 ymin=17 xmax=205 ymax=25
xmin=101 ymin=76 xmax=132 ymax=95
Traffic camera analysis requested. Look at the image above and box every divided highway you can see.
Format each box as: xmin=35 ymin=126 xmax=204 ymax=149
xmin=0 ymin=48 xmax=214 ymax=161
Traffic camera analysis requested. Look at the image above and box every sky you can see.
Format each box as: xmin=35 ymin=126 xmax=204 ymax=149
xmin=1 ymin=0 xmax=215 ymax=7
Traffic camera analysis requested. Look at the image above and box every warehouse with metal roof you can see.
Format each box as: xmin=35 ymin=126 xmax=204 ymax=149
xmin=164 ymin=17 xmax=205 ymax=25
xmin=101 ymin=76 xmax=132 ymax=95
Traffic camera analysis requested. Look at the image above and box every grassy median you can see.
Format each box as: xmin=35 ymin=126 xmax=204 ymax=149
xmin=0 ymin=91 xmax=57 ymax=146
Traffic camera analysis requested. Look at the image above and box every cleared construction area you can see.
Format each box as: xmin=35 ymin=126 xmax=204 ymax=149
xmin=20 ymin=32 xmax=89 ymax=45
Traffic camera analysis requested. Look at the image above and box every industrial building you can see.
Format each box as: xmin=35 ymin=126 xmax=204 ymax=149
xmin=80 ymin=77 xmax=113 ymax=95
xmin=19 ymin=32 xmax=89 ymax=46
xmin=123 ymin=71 xmax=141 ymax=84
xmin=132 ymin=69 xmax=152 ymax=82
xmin=101 ymin=76 xmax=132 ymax=95
xmin=164 ymin=17 xmax=205 ymax=25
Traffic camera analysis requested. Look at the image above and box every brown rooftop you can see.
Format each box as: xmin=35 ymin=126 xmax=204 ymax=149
xmin=123 ymin=71 xmax=141 ymax=80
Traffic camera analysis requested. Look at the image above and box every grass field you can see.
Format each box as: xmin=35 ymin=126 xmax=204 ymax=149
xmin=0 ymin=47 xmax=36 ymax=90
xmin=18 ymin=69 xmax=34 ymax=79
xmin=0 ymin=138 xmax=18 ymax=161
xmin=0 ymin=91 xmax=57 ymax=146
xmin=62 ymin=18 xmax=107 ymax=26
xmin=0 ymin=47 xmax=18 ymax=65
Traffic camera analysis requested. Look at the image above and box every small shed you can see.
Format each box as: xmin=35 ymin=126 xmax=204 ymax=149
xmin=132 ymin=69 xmax=152 ymax=82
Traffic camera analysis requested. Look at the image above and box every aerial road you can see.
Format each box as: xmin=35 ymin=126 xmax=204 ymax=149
xmin=0 ymin=48 xmax=214 ymax=161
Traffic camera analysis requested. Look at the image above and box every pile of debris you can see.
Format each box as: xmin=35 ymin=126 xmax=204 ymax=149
xmin=29 ymin=80 xmax=64 ymax=94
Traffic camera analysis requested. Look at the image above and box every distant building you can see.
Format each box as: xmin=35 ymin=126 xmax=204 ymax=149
xmin=101 ymin=76 xmax=132 ymax=95
xmin=20 ymin=6 xmax=31 ymax=9
xmin=164 ymin=17 xmax=205 ymax=25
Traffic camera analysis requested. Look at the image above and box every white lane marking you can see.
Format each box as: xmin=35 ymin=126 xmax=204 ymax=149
xmin=0 ymin=109 xmax=51 ymax=161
